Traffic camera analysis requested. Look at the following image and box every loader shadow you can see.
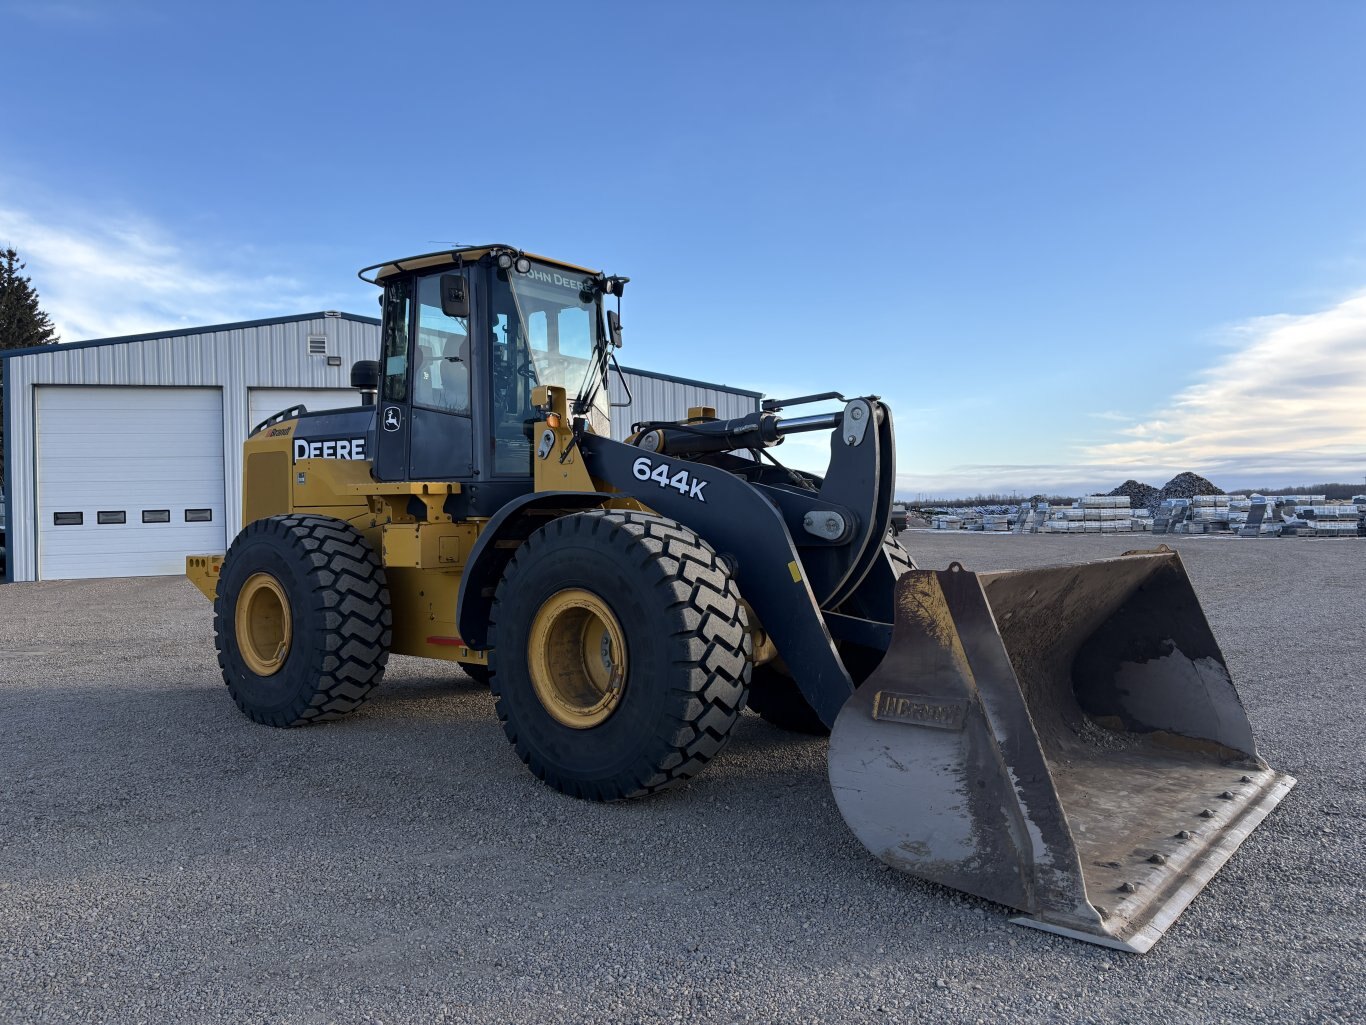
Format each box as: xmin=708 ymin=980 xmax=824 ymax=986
xmin=7 ymin=676 xmax=1103 ymax=986
xmin=133 ymin=674 xmax=1092 ymax=934
xmin=358 ymin=672 xmax=493 ymax=711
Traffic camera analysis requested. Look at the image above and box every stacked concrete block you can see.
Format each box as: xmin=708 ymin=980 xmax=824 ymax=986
xmin=1083 ymin=495 xmax=1131 ymax=509
xmin=1312 ymin=519 xmax=1358 ymax=537
xmin=1297 ymin=503 xmax=1355 ymax=519
xmin=1044 ymin=494 xmax=1136 ymax=533
xmin=1086 ymin=495 xmax=1132 ymax=532
xmin=1042 ymin=508 xmax=1079 ymax=533
xmin=1294 ymin=502 xmax=1361 ymax=537
xmin=1188 ymin=494 xmax=1232 ymax=523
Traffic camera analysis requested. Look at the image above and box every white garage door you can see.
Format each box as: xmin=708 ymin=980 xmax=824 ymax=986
xmin=249 ymin=388 xmax=360 ymax=432
xmin=37 ymin=387 xmax=226 ymax=580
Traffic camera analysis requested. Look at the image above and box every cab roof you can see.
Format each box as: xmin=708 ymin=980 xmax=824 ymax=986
xmin=359 ymin=244 xmax=600 ymax=285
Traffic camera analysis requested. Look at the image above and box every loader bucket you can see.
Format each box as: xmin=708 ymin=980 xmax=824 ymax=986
xmin=828 ymin=548 xmax=1294 ymax=952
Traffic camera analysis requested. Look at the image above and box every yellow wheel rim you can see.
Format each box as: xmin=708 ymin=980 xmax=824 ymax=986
xmin=236 ymin=572 xmax=292 ymax=677
xmin=527 ymin=588 xmax=628 ymax=729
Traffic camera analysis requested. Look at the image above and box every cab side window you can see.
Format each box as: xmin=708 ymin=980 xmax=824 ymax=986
xmin=414 ymin=273 xmax=471 ymax=414
xmin=381 ymin=279 xmax=413 ymax=402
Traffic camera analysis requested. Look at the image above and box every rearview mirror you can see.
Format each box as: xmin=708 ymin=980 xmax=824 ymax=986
xmin=350 ymin=360 xmax=380 ymax=391
xmin=607 ymin=309 xmax=623 ymax=348
xmin=440 ymin=273 xmax=469 ymax=319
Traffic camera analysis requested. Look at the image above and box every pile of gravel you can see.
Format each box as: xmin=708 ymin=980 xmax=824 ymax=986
xmin=1099 ymin=473 xmax=1224 ymax=512
xmin=1159 ymin=471 xmax=1224 ymax=501
xmin=1106 ymin=479 xmax=1161 ymax=511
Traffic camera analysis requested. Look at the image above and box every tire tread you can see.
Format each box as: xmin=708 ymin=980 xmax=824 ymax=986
xmin=489 ymin=510 xmax=751 ymax=800
xmin=214 ymin=514 xmax=391 ymax=727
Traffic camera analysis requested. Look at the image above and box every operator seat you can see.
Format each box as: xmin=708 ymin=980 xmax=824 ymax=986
xmin=412 ymin=346 xmax=433 ymax=406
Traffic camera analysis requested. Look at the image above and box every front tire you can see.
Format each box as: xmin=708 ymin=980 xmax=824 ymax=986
xmin=215 ymin=515 xmax=391 ymax=727
xmin=489 ymin=510 xmax=752 ymax=801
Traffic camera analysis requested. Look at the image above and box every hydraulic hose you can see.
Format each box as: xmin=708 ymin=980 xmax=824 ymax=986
xmin=632 ymin=409 xmax=843 ymax=457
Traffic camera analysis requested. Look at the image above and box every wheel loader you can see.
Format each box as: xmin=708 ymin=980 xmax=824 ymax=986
xmin=187 ymin=244 xmax=1294 ymax=952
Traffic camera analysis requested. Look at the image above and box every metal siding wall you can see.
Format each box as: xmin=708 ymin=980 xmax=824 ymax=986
xmin=6 ymin=316 xmax=380 ymax=581
xmin=6 ymin=324 xmax=773 ymax=579
xmin=6 ymin=356 xmax=36 ymax=580
xmin=1 ymin=357 xmax=10 ymax=583
xmin=608 ymin=369 xmax=760 ymax=441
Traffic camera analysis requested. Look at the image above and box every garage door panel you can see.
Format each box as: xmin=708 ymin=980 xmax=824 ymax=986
xmin=37 ymin=387 xmax=226 ymax=580
xmin=41 ymin=464 xmax=225 ymax=482
xmin=41 ymin=470 xmax=225 ymax=495
xmin=41 ymin=530 xmax=221 ymax=554
xmin=40 ymin=454 xmax=225 ymax=467
xmin=40 ymin=527 xmax=223 ymax=556
xmin=40 ymin=473 xmax=225 ymax=494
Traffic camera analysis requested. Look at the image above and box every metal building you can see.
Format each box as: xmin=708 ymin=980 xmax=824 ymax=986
xmin=1 ymin=314 xmax=761 ymax=582
xmin=609 ymin=367 xmax=760 ymax=440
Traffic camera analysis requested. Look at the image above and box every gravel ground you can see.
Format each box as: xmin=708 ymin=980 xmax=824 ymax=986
xmin=1 ymin=532 xmax=1362 ymax=1025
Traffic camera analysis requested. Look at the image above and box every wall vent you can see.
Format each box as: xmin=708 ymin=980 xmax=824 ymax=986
xmin=308 ymin=335 xmax=327 ymax=355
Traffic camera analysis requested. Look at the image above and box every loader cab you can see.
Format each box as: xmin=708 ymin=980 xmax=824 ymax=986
xmin=369 ymin=249 xmax=611 ymax=515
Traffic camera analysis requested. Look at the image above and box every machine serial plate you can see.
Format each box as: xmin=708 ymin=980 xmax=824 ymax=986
xmin=871 ymin=691 xmax=967 ymax=730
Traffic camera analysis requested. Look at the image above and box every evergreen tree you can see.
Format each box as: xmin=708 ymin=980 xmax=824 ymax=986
xmin=0 ymin=246 xmax=59 ymax=350
xmin=0 ymin=245 xmax=60 ymax=486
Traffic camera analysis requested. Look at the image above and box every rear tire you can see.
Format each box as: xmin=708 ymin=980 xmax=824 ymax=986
xmin=215 ymin=515 xmax=391 ymax=727
xmin=489 ymin=510 xmax=752 ymax=800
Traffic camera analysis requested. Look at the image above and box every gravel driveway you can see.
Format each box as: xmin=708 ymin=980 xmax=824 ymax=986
xmin=1 ymin=533 xmax=1361 ymax=1024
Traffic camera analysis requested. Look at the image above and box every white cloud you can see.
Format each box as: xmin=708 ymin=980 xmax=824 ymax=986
xmin=0 ymin=205 xmax=337 ymax=342
xmin=1082 ymin=291 xmax=1366 ymax=487
xmin=890 ymin=292 xmax=1366 ymax=498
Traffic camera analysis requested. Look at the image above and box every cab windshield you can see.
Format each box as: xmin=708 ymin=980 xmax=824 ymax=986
xmin=488 ymin=259 xmax=610 ymax=473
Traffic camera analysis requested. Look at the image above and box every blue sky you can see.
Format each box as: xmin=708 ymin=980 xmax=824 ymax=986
xmin=3 ymin=1 xmax=1365 ymax=497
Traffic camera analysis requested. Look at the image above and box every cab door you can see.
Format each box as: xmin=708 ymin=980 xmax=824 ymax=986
xmin=374 ymin=277 xmax=414 ymax=482
xmin=373 ymin=270 xmax=478 ymax=482
xmin=409 ymin=271 xmax=476 ymax=480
